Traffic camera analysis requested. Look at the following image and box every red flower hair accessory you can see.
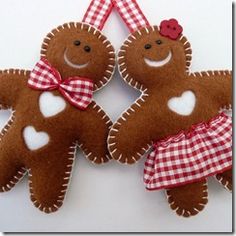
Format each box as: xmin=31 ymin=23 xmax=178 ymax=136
xmin=160 ymin=18 xmax=183 ymax=40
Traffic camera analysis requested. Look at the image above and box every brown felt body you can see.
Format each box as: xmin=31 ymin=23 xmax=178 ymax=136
xmin=0 ymin=22 xmax=115 ymax=213
xmin=108 ymin=25 xmax=232 ymax=217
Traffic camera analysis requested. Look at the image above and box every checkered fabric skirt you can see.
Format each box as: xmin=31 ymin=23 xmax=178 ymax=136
xmin=144 ymin=113 xmax=232 ymax=190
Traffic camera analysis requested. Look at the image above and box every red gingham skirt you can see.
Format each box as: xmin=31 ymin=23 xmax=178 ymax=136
xmin=144 ymin=113 xmax=232 ymax=190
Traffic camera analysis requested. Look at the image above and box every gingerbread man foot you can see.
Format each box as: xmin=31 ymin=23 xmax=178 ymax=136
xmin=166 ymin=180 xmax=208 ymax=217
xmin=216 ymin=168 xmax=232 ymax=192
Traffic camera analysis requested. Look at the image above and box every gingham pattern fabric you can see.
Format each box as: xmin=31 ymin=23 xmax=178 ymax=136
xmin=144 ymin=113 xmax=232 ymax=190
xmin=82 ymin=0 xmax=113 ymax=30
xmin=112 ymin=0 xmax=150 ymax=32
xmin=28 ymin=58 xmax=93 ymax=110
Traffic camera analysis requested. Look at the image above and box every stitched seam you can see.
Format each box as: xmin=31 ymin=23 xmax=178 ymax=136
xmin=117 ymin=26 xmax=155 ymax=92
xmin=188 ymin=70 xmax=232 ymax=77
xmin=28 ymin=143 xmax=77 ymax=213
xmin=40 ymin=22 xmax=116 ymax=92
xmin=0 ymin=102 xmax=26 ymax=192
xmin=188 ymin=70 xmax=232 ymax=113
xmin=0 ymin=167 xmax=27 ymax=192
xmin=165 ymin=180 xmax=208 ymax=217
xmin=0 ymin=106 xmax=15 ymax=140
xmin=0 ymin=69 xmax=29 ymax=76
xmin=179 ymin=34 xmax=192 ymax=73
xmin=215 ymin=175 xmax=232 ymax=192
xmin=79 ymin=102 xmax=112 ymax=165
xmin=108 ymin=27 xmax=162 ymax=164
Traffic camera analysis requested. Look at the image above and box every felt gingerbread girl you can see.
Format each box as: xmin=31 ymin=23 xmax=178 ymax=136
xmin=0 ymin=0 xmax=116 ymax=213
xmin=108 ymin=0 xmax=232 ymax=217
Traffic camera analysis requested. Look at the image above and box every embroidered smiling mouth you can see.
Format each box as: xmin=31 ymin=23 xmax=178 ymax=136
xmin=64 ymin=49 xmax=89 ymax=69
xmin=144 ymin=50 xmax=172 ymax=68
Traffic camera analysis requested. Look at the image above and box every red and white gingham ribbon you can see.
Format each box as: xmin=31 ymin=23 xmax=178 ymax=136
xmin=112 ymin=0 xmax=150 ymax=32
xmin=83 ymin=0 xmax=113 ymax=30
xmin=28 ymin=58 xmax=93 ymax=110
xmin=144 ymin=113 xmax=232 ymax=190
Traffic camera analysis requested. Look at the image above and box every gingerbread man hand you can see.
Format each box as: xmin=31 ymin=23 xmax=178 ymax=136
xmin=0 ymin=22 xmax=115 ymax=213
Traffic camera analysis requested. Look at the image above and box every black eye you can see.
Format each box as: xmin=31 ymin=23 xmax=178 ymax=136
xmin=144 ymin=44 xmax=152 ymax=49
xmin=74 ymin=40 xmax=81 ymax=46
xmin=156 ymin=40 xmax=162 ymax=45
xmin=84 ymin=46 xmax=91 ymax=52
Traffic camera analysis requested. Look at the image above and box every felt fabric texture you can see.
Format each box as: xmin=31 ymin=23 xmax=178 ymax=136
xmin=216 ymin=169 xmax=232 ymax=192
xmin=166 ymin=179 xmax=208 ymax=217
xmin=0 ymin=22 xmax=115 ymax=213
xmin=108 ymin=25 xmax=232 ymax=217
xmin=41 ymin=23 xmax=115 ymax=91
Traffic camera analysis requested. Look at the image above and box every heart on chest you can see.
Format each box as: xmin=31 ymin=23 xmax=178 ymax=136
xmin=39 ymin=92 xmax=66 ymax=117
xmin=23 ymin=126 xmax=50 ymax=151
xmin=167 ymin=90 xmax=196 ymax=116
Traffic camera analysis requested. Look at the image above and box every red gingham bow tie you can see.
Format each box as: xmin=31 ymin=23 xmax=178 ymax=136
xmin=28 ymin=58 xmax=94 ymax=110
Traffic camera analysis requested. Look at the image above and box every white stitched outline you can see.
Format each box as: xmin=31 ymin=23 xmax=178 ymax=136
xmin=165 ymin=181 xmax=208 ymax=218
xmin=0 ymin=167 xmax=27 ymax=192
xmin=215 ymin=175 xmax=232 ymax=192
xmin=28 ymin=144 xmax=77 ymax=213
xmin=77 ymin=102 xmax=112 ymax=165
xmin=40 ymin=22 xmax=116 ymax=93
xmin=107 ymin=27 xmax=159 ymax=164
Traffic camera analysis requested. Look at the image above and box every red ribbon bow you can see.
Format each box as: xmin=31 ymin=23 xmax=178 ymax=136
xmin=28 ymin=58 xmax=94 ymax=110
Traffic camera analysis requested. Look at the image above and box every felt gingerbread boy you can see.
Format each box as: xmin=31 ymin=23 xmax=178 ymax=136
xmin=0 ymin=0 xmax=115 ymax=213
xmin=108 ymin=0 xmax=232 ymax=217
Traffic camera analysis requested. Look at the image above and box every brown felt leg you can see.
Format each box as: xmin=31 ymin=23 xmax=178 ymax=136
xmin=166 ymin=179 xmax=208 ymax=217
xmin=216 ymin=168 xmax=232 ymax=192
xmin=76 ymin=101 xmax=112 ymax=164
xmin=29 ymin=144 xmax=76 ymax=214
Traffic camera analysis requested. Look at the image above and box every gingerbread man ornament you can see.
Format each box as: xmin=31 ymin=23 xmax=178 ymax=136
xmin=0 ymin=0 xmax=115 ymax=213
xmin=108 ymin=0 xmax=232 ymax=217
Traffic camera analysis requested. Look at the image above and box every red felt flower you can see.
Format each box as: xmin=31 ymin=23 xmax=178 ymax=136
xmin=160 ymin=19 xmax=183 ymax=40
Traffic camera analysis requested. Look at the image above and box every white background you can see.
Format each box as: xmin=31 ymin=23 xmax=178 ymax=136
xmin=0 ymin=0 xmax=232 ymax=232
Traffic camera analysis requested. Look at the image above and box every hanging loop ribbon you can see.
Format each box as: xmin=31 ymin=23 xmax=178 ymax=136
xmin=111 ymin=0 xmax=150 ymax=32
xmin=82 ymin=0 xmax=114 ymax=30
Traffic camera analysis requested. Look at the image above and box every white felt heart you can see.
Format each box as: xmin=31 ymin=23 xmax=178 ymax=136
xmin=168 ymin=90 xmax=196 ymax=116
xmin=39 ymin=92 xmax=66 ymax=117
xmin=23 ymin=126 xmax=49 ymax=151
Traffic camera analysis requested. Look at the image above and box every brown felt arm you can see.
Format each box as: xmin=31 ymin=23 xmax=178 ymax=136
xmin=0 ymin=152 xmax=26 ymax=192
xmin=74 ymin=101 xmax=112 ymax=164
xmin=0 ymin=70 xmax=29 ymax=107
xmin=108 ymin=96 xmax=160 ymax=164
xmin=193 ymin=71 xmax=232 ymax=109
xmin=0 ymin=130 xmax=27 ymax=192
